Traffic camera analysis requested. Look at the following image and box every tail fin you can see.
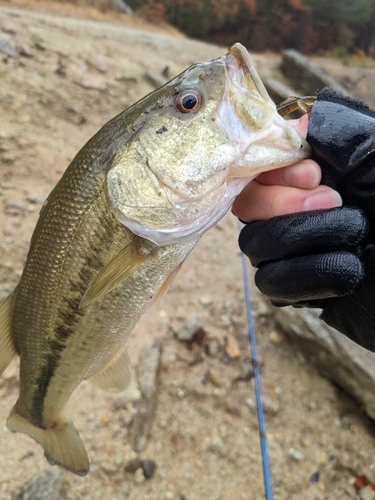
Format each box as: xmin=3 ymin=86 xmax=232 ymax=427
xmin=7 ymin=406 xmax=90 ymax=476
xmin=0 ymin=293 xmax=17 ymax=376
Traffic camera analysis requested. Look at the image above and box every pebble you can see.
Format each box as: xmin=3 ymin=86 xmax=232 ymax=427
xmin=206 ymin=436 xmax=224 ymax=453
xmin=11 ymin=469 xmax=67 ymax=500
xmin=0 ymin=38 xmax=18 ymax=58
xmin=101 ymin=462 xmax=118 ymax=475
xmin=206 ymin=338 xmax=220 ymax=357
xmin=27 ymin=194 xmax=47 ymax=204
xmin=360 ymin=487 xmax=375 ymax=500
xmin=288 ymin=448 xmax=304 ymax=462
xmin=115 ymin=71 xmax=138 ymax=83
xmin=206 ymin=368 xmax=222 ymax=387
xmin=133 ymin=468 xmax=145 ymax=484
xmin=141 ymin=459 xmax=156 ymax=479
xmin=77 ymin=77 xmax=107 ymax=91
xmin=5 ymin=199 xmax=25 ymax=215
xmin=225 ymin=335 xmax=240 ymax=359
xmin=224 ymin=395 xmax=241 ymax=416
xmin=125 ymin=458 xmax=141 ymax=473
xmin=2 ymin=283 xmax=11 ymax=293
xmin=101 ymin=414 xmax=111 ymax=426
xmin=269 ymin=330 xmax=285 ymax=343
xmin=157 ymin=469 xmax=167 ymax=479
xmin=175 ymin=316 xmax=203 ymax=342
xmin=199 ymin=295 xmax=213 ymax=307
xmin=262 ymin=395 xmax=281 ymax=415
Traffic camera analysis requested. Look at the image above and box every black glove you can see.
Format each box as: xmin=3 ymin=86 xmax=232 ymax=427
xmin=239 ymin=88 xmax=375 ymax=351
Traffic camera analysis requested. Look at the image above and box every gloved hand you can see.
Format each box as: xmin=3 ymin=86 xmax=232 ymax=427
xmin=239 ymin=88 xmax=375 ymax=351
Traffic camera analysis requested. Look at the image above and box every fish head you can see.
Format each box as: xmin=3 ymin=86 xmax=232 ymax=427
xmin=106 ymin=43 xmax=311 ymax=245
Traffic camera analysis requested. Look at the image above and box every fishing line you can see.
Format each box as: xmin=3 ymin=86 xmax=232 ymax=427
xmin=238 ymin=221 xmax=273 ymax=500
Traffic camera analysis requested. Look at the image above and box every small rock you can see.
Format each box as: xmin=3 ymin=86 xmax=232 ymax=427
xmin=5 ymin=199 xmax=25 ymax=215
xmin=360 ymin=486 xmax=375 ymax=500
xmin=77 ymin=77 xmax=107 ymax=91
xmin=225 ymin=335 xmax=240 ymax=359
xmin=206 ymin=436 xmax=224 ymax=453
xmin=206 ymin=368 xmax=222 ymax=387
xmin=206 ymin=338 xmax=220 ymax=357
xmin=115 ymin=71 xmax=138 ymax=83
xmin=224 ymin=396 xmax=241 ymax=416
xmin=11 ymin=469 xmax=67 ymax=500
xmin=309 ymin=471 xmax=320 ymax=483
xmin=133 ymin=467 xmax=145 ymax=484
xmin=17 ymin=45 xmax=32 ymax=57
xmin=2 ymin=283 xmax=11 ymax=293
xmin=101 ymin=462 xmax=118 ymax=475
xmin=26 ymin=194 xmax=47 ymax=204
xmin=157 ymin=469 xmax=167 ymax=479
xmin=199 ymin=296 xmax=213 ymax=307
xmin=125 ymin=458 xmax=141 ymax=473
xmin=269 ymin=330 xmax=284 ymax=344
xmin=175 ymin=316 xmax=203 ymax=342
xmin=34 ymin=40 xmax=46 ymax=51
xmin=112 ymin=398 xmax=127 ymax=411
xmin=177 ymin=389 xmax=185 ymax=398
xmin=262 ymin=395 xmax=281 ymax=415
xmin=288 ymin=448 xmax=304 ymax=462
xmin=0 ymin=38 xmax=18 ymax=57
xmin=141 ymin=459 xmax=156 ymax=479
xmin=101 ymin=414 xmax=111 ymax=426
xmin=245 ymin=398 xmax=256 ymax=410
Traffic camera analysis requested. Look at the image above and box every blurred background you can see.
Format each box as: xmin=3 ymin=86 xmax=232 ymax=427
xmin=128 ymin=0 xmax=375 ymax=59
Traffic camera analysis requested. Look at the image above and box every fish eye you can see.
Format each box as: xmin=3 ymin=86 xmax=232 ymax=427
xmin=174 ymin=89 xmax=202 ymax=114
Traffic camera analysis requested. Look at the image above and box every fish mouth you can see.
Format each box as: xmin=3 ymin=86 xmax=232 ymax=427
xmin=225 ymin=43 xmax=270 ymax=103
xmin=223 ymin=43 xmax=311 ymax=176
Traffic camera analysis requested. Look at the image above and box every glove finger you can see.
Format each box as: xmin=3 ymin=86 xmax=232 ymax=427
xmin=254 ymin=251 xmax=365 ymax=305
xmin=239 ymin=206 xmax=367 ymax=267
xmin=320 ymin=245 xmax=375 ymax=351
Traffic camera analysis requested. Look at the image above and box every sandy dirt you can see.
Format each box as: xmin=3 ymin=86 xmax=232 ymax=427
xmin=2 ymin=4 xmax=375 ymax=500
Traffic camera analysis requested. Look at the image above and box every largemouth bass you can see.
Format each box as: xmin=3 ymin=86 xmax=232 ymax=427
xmin=0 ymin=43 xmax=310 ymax=476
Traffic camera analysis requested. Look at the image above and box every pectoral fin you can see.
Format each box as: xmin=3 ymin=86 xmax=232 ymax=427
xmin=79 ymin=237 xmax=148 ymax=309
xmin=87 ymin=347 xmax=132 ymax=392
xmin=0 ymin=293 xmax=17 ymax=376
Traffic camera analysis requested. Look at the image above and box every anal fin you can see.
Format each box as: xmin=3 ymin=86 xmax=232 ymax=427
xmin=0 ymin=293 xmax=17 ymax=376
xmin=7 ymin=406 xmax=89 ymax=476
xmin=87 ymin=347 xmax=132 ymax=392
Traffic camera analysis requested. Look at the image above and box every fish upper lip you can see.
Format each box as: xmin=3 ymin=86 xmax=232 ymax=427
xmin=225 ymin=43 xmax=269 ymax=101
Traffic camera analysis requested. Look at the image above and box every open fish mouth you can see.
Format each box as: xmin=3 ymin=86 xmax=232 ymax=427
xmin=225 ymin=43 xmax=271 ymax=105
xmin=224 ymin=42 xmax=311 ymax=175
